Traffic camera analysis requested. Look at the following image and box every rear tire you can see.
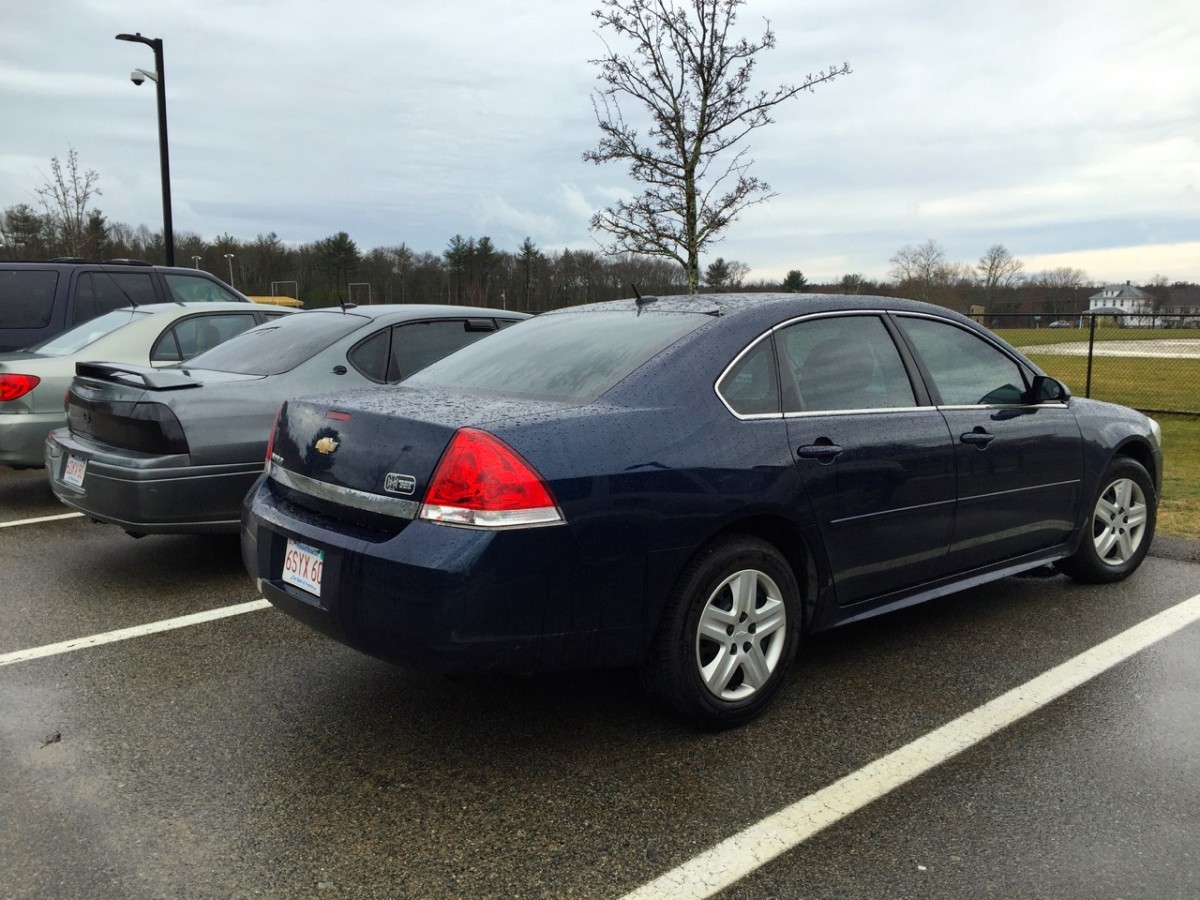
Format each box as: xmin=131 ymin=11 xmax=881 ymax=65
xmin=643 ymin=535 xmax=801 ymax=730
xmin=1056 ymin=457 xmax=1156 ymax=584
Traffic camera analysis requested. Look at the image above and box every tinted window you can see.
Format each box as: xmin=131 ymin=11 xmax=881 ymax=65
xmin=74 ymin=272 xmax=157 ymax=323
xmin=32 ymin=309 xmax=144 ymax=356
xmin=162 ymin=273 xmax=242 ymax=303
xmin=186 ymin=310 xmax=367 ymax=375
xmin=0 ymin=270 xmax=58 ymax=328
xmin=389 ymin=319 xmax=494 ymax=382
xmin=777 ymin=316 xmax=916 ymax=412
xmin=406 ymin=311 xmax=707 ymax=402
xmin=150 ymin=313 xmax=263 ymax=363
xmin=898 ymin=316 xmax=1028 ymax=405
xmin=718 ymin=337 xmax=780 ymax=416
xmin=347 ymin=329 xmax=390 ymax=382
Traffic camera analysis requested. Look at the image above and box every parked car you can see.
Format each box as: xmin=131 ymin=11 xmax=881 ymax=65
xmin=240 ymin=293 xmax=1162 ymax=729
xmin=46 ymin=305 xmax=528 ymax=535
xmin=0 ymin=301 xmax=288 ymax=469
xmin=0 ymin=259 xmax=253 ymax=352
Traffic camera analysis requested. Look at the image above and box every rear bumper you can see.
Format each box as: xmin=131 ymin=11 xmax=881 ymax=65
xmin=0 ymin=411 xmax=62 ymax=468
xmin=241 ymin=476 xmax=636 ymax=674
xmin=46 ymin=428 xmax=262 ymax=534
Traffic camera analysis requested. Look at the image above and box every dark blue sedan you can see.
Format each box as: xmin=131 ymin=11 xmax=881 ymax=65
xmin=241 ymin=294 xmax=1162 ymax=729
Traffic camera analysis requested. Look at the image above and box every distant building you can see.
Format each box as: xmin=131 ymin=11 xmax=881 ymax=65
xmin=1086 ymin=281 xmax=1153 ymax=326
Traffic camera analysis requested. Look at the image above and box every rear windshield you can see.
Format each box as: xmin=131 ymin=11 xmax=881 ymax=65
xmin=405 ymin=310 xmax=707 ymax=401
xmin=0 ymin=270 xmax=59 ymax=328
xmin=184 ymin=309 xmax=367 ymax=375
xmin=31 ymin=308 xmax=144 ymax=356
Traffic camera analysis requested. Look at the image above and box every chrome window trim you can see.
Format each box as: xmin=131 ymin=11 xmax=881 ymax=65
xmin=710 ymin=309 xmax=902 ymax=422
xmin=716 ymin=309 xmax=927 ymax=421
xmin=269 ymin=462 xmax=420 ymax=520
xmin=782 ymin=405 xmax=936 ymax=420
xmin=935 ymin=401 xmax=1071 ymax=412
xmin=889 ymin=310 xmax=1034 ymax=369
xmin=715 ymin=308 xmax=1061 ymax=422
xmin=713 ymin=331 xmax=783 ymax=420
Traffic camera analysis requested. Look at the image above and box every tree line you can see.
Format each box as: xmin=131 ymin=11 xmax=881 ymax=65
xmin=2 ymin=152 xmax=1194 ymax=317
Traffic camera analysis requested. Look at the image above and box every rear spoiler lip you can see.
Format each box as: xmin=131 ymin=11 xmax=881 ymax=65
xmin=74 ymin=361 xmax=201 ymax=390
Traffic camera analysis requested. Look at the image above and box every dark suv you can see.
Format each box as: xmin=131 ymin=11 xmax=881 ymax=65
xmin=0 ymin=259 xmax=253 ymax=352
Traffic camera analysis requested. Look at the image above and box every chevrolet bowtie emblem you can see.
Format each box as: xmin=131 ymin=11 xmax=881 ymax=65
xmin=314 ymin=437 xmax=339 ymax=455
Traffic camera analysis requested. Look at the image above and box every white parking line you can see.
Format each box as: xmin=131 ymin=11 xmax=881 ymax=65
xmin=623 ymin=592 xmax=1200 ymax=900
xmin=0 ymin=600 xmax=272 ymax=667
xmin=0 ymin=512 xmax=84 ymax=528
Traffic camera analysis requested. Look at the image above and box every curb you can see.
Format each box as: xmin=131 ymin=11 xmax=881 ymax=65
xmin=1150 ymin=535 xmax=1200 ymax=564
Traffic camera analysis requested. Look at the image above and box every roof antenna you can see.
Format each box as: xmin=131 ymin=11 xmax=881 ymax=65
xmin=337 ymin=291 xmax=356 ymax=313
xmin=632 ymin=284 xmax=657 ymax=310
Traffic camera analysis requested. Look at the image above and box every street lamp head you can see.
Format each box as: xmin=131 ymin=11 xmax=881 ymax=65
xmin=116 ymin=32 xmax=159 ymax=49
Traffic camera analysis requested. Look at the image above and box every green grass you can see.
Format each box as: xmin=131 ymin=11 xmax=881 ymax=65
xmin=1023 ymin=354 xmax=1200 ymax=413
xmin=995 ymin=328 xmax=1199 ymax=539
xmin=1156 ymin=415 xmax=1200 ymax=541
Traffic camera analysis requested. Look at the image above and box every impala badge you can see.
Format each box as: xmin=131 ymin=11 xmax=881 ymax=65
xmin=314 ymin=437 xmax=339 ymax=455
xmin=384 ymin=473 xmax=416 ymax=495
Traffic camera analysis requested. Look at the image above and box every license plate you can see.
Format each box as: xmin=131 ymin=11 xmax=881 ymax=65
xmin=63 ymin=454 xmax=87 ymax=488
xmin=282 ymin=539 xmax=324 ymax=597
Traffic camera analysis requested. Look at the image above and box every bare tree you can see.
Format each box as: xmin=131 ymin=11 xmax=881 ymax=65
xmin=584 ymin=0 xmax=850 ymax=292
xmin=35 ymin=147 xmax=101 ymax=258
xmin=889 ymin=239 xmax=945 ymax=286
xmin=1032 ymin=266 xmax=1090 ymax=317
xmin=977 ymin=244 xmax=1023 ymax=292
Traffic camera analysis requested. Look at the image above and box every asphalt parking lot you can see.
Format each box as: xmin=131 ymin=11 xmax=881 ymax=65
xmin=2 ymin=464 xmax=1198 ymax=899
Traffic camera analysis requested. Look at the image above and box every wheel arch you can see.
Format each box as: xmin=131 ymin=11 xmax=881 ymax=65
xmin=642 ymin=513 xmax=821 ymax=658
xmin=1110 ymin=437 xmax=1160 ymax=496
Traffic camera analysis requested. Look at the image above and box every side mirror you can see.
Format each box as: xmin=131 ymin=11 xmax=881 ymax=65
xmin=1028 ymin=374 xmax=1070 ymax=403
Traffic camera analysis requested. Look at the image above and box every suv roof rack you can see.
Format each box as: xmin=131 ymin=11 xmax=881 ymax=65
xmin=49 ymin=257 xmax=90 ymax=263
xmin=101 ymin=258 xmax=153 ymax=266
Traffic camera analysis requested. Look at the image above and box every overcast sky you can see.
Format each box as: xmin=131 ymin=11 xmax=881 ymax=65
xmin=2 ymin=0 xmax=1197 ymax=285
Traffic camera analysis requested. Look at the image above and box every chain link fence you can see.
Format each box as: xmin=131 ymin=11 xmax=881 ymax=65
xmin=986 ymin=312 xmax=1200 ymax=415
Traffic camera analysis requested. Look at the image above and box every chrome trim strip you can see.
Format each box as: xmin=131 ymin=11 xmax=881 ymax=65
xmin=934 ymin=402 xmax=1072 ymax=412
xmin=269 ymin=462 xmax=419 ymax=520
xmin=715 ymin=310 xmax=900 ymax=421
xmin=783 ymin=405 xmax=926 ymax=419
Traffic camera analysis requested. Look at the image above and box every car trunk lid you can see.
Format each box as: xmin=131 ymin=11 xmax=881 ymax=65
xmin=267 ymin=386 xmax=569 ymax=532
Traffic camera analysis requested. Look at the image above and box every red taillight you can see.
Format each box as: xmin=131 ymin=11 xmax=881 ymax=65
xmin=0 ymin=374 xmax=40 ymax=402
xmin=419 ymin=428 xmax=563 ymax=528
xmin=264 ymin=403 xmax=284 ymax=471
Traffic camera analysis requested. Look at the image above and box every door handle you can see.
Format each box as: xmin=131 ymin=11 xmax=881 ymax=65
xmin=960 ymin=428 xmax=995 ymax=447
xmin=796 ymin=442 xmax=844 ymax=463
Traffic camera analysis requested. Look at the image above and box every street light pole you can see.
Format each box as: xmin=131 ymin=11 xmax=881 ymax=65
xmin=116 ymin=32 xmax=174 ymax=267
xmin=225 ymin=253 xmax=235 ymax=287
xmin=192 ymin=255 xmax=201 ymax=269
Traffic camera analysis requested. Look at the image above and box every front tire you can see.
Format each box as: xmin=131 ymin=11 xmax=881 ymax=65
xmin=643 ymin=535 xmax=801 ymax=730
xmin=1056 ymin=457 xmax=1156 ymax=584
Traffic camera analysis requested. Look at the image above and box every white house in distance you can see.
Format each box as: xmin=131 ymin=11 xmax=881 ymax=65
xmin=1086 ymin=281 xmax=1155 ymax=327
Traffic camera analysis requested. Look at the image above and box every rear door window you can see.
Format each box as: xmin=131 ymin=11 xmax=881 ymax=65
xmin=776 ymin=315 xmax=917 ymax=412
xmin=346 ymin=319 xmax=503 ymax=383
xmin=387 ymin=319 xmax=497 ymax=382
xmin=0 ymin=270 xmax=59 ymax=328
xmin=73 ymin=271 xmax=158 ymax=323
xmin=150 ymin=312 xmax=266 ymax=363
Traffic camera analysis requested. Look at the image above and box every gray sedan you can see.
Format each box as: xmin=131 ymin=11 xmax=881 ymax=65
xmin=0 ymin=301 xmax=288 ymax=468
xmin=45 ymin=304 xmax=528 ymax=536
